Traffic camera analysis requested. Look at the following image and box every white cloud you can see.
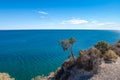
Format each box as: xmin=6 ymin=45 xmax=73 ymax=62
xmin=59 ymin=19 xmax=119 ymax=29
xmin=91 ymin=20 xmax=115 ymax=26
xmin=38 ymin=11 xmax=48 ymax=15
xmin=98 ymin=22 xmax=115 ymax=25
xmin=61 ymin=19 xmax=88 ymax=24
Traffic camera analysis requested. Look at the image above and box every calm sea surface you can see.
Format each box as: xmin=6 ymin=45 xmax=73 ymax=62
xmin=0 ymin=30 xmax=120 ymax=80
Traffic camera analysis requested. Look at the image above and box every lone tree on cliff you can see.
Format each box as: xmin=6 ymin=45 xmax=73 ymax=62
xmin=59 ymin=37 xmax=76 ymax=59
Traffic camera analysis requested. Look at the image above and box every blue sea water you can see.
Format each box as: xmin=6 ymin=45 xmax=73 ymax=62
xmin=0 ymin=30 xmax=120 ymax=80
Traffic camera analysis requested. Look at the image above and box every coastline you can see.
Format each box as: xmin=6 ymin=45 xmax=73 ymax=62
xmin=32 ymin=39 xmax=120 ymax=80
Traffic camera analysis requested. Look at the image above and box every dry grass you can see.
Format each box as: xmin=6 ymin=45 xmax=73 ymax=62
xmin=104 ymin=50 xmax=118 ymax=61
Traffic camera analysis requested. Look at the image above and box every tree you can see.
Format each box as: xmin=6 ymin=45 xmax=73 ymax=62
xmin=59 ymin=37 xmax=76 ymax=59
xmin=94 ymin=41 xmax=111 ymax=54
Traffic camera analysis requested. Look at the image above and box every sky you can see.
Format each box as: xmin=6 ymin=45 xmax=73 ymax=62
xmin=0 ymin=0 xmax=120 ymax=30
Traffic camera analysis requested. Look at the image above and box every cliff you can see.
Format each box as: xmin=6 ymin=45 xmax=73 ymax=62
xmin=33 ymin=40 xmax=120 ymax=80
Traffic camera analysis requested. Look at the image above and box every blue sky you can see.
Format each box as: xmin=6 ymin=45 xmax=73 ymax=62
xmin=0 ymin=0 xmax=120 ymax=29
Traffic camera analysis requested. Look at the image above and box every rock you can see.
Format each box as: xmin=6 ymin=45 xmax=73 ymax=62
xmin=54 ymin=67 xmax=64 ymax=80
xmin=54 ymin=57 xmax=77 ymax=80
xmin=90 ymin=58 xmax=120 ymax=80
xmin=0 ymin=73 xmax=15 ymax=80
xmin=62 ymin=57 xmax=77 ymax=71
xmin=48 ymin=72 xmax=55 ymax=80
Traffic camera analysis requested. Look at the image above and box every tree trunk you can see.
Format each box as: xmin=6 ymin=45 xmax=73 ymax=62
xmin=70 ymin=45 xmax=74 ymax=60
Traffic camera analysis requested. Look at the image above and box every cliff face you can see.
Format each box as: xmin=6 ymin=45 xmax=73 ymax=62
xmin=90 ymin=58 xmax=120 ymax=80
xmin=36 ymin=58 xmax=120 ymax=80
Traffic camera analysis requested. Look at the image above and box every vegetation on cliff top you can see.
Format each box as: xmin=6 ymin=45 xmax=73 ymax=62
xmin=32 ymin=38 xmax=120 ymax=80
xmin=53 ymin=38 xmax=119 ymax=80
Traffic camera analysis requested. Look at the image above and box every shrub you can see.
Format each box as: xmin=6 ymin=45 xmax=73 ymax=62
xmin=76 ymin=53 xmax=91 ymax=70
xmin=78 ymin=50 xmax=87 ymax=56
xmin=104 ymin=50 xmax=118 ymax=62
xmin=112 ymin=40 xmax=120 ymax=56
xmin=77 ymin=47 xmax=103 ymax=71
xmin=88 ymin=47 xmax=101 ymax=58
xmin=94 ymin=41 xmax=111 ymax=54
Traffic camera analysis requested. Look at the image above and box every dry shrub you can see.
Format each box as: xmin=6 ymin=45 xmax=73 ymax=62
xmin=76 ymin=53 xmax=90 ymax=70
xmin=88 ymin=47 xmax=101 ymax=58
xmin=112 ymin=40 xmax=120 ymax=56
xmin=104 ymin=50 xmax=118 ymax=62
xmin=77 ymin=47 xmax=102 ymax=71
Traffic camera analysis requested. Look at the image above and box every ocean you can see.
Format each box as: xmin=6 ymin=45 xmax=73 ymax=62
xmin=0 ymin=30 xmax=120 ymax=80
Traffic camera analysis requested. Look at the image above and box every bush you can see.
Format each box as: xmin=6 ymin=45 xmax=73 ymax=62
xmin=94 ymin=41 xmax=111 ymax=54
xmin=77 ymin=47 xmax=103 ymax=71
xmin=76 ymin=53 xmax=92 ymax=70
xmin=104 ymin=50 xmax=118 ymax=62
xmin=78 ymin=50 xmax=87 ymax=56
xmin=88 ymin=47 xmax=101 ymax=58
xmin=112 ymin=40 xmax=120 ymax=56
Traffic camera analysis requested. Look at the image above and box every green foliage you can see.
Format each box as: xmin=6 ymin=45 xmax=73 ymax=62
xmin=69 ymin=37 xmax=76 ymax=44
xmin=104 ymin=50 xmax=118 ymax=61
xmin=59 ymin=40 xmax=70 ymax=51
xmin=94 ymin=41 xmax=111 ymax=54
